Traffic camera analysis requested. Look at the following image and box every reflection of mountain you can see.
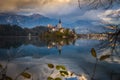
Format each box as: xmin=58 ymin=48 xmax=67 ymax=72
xmin=0 ymin=37 xmax=44 ymax=49
xmin=0 ymin=13 xmax=57 ymax=27
xmin=0 ymin=37 xmax=76 ymax=49
xmin=0 ymin=37 xmax=76 ymax=60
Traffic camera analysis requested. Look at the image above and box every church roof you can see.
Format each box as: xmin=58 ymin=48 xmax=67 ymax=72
xmin=59 ymin=19 xmax=61 ymax=23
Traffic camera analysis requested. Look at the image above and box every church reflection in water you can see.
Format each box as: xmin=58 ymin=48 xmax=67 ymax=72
xmin=45 ymin=38 xmax=76 ymax=54
xmin=0 ymin=37 xmax=76 ymax=54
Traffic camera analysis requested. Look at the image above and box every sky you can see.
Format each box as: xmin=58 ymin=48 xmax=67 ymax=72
xmin=0 ymin=0 xmax=120 ymax=23
xmin=0 ymin=0 xmax=78 ymax=15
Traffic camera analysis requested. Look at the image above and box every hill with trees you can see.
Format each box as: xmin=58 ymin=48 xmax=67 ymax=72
xmin=0 ymin=24 xmax=48 ymax=36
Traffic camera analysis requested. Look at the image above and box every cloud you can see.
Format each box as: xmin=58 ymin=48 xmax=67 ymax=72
xmin=0 ymin=0 xmax=78 ymax=16
xmin=62 ymin=9 xmax=105 ymax=23
xmin=77 ymin=10 xmax=104 ymax=20
xmin=0 ymin=0 xmax=120 ymax=23
xmin=98 ymin=9 xmax=120 ymax=25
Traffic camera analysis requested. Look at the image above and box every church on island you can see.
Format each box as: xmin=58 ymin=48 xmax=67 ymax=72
xmin=47 ymin=19 xmax=66 ymax=33
xmin=45 ymin=19 xmax=77 ymax=38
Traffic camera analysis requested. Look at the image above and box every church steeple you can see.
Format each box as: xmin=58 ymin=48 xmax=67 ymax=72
xmin=59 ymin=19 xmax=61 ymax=24
xmin=57 ymin=19 xmax=62 ymax=28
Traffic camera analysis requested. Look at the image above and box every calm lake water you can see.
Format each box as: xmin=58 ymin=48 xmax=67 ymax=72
xmin=0 ymin=37 xmax=120 ymax=80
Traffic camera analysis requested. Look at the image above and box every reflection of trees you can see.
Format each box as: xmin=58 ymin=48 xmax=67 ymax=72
xmin=0 ymin=37 xmax=47 ymax=49
xmin=0 ymin=37 xmax=76 ymax=49
xmin=0 ymin=37 xmax=25 ymax=49
xmin=0 ymin=37 xmax=76 ymax=55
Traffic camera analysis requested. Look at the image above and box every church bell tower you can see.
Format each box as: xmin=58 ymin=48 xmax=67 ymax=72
xmin=57 ymin=19 xmax=62 ymax=28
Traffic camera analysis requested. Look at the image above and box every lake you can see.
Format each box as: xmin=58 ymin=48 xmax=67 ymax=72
xmin=0 ymin=37 xmax=120 ymax=80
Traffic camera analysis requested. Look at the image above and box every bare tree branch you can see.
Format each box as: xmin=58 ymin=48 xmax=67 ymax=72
xmin=78 ymin=0 xmax=120 ymax=9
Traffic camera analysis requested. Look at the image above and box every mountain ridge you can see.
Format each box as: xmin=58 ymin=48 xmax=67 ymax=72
xmin=0 ymin=13 xmax=58 ymax=27
xmin=0 ymin=13 xmax=107 ymax=33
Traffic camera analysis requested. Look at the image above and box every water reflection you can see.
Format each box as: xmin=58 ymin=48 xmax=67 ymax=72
xmin=0 ymin=37 xmax=76 ymax=49
xmin=0 ymin=37 xmax=46 ymax=49
xmin=0 ymin=37 xmax=76 ymax=60
xmin=43 ymin=38 xmax=76 ymax=54
xmin=0 ymin=37 xmax=119 ymax=80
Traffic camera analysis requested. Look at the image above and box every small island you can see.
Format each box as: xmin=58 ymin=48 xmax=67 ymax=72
xmin=40 ymin=19 xmax=77 ymax=39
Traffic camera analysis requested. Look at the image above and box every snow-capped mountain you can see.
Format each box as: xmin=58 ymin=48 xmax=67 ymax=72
xmin=0 ymin=13 xmax=107 ymax=34
xmin=0 ymin=13 xmax=58 ymax=27
xmin=69 ymin=20 xmax=107 ymax=34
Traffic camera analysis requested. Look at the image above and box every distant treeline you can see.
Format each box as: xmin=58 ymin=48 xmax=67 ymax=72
xmin=0 ymin=24 xmax=48 ymax=36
